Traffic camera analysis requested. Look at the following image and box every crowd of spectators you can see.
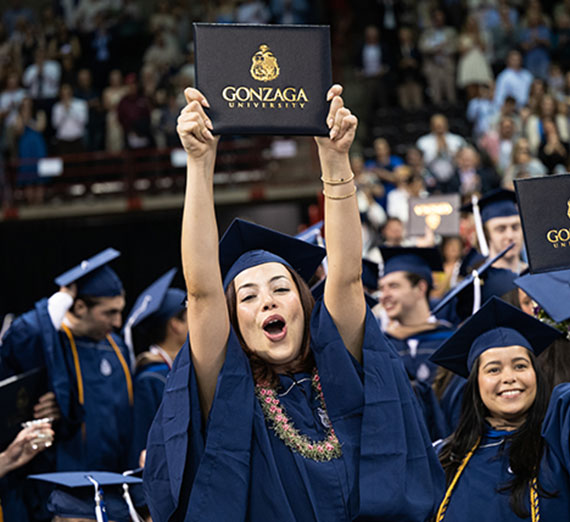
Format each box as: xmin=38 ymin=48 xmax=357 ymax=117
xmin=350 ymin=0 xmax=570 ymax=272
xmin=1 ymin=0 xmax=570 ymax=210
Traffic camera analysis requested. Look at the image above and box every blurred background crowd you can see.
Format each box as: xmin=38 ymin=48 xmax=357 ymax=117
xmin=1 ymin=0 xmax=569 ymax=309
xmin=1 ymin=0 xmax=569 ymax=205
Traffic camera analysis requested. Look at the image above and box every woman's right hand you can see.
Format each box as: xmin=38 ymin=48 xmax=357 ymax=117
xmin=177 ymin=88 xmax=219 ymax=161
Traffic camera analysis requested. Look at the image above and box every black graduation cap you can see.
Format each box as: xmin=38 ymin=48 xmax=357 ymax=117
xmin=123 ymin=268 xmax=186 ymax=355
xmin=460 ymin=188 xmax=518 ymax=223
xmin=431 ymin=243 xmax=516 ymax=316
xmin=219 ymin=218 xmax=326 ymax=290
xmin=514 ymin=268 xmax=570 ymax=323
xmin=310 ymin=275 xmax=379 ymax=309
xmin=458 ymin=247 xmax=486 ymax=277
xmin=124 ymin=268 xmax=185 ymax=329
xmin=362 ymin=258 xmax=380 ymax=291
xmin=514 ymin=174 xmax=570 ymax=274
xmin=461 ymin=189 xmax=518 ymax=257
xmin=295 ymin=220 xmax=324 ymax=246
xmin=430 ymin=297 xmax=560 ymax=378
xmin=193 ymin=23 xmax=332 ymax=136
xmin=29 ymin=471 xmax=142 ymax=522
xmin=54 ymin=248 xmax=123 ymax=297
xmin=379 ymin=247 xmax=443 ymax=287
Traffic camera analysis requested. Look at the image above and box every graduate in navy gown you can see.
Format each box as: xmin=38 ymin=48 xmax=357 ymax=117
xmin=461 ymin=188 xmax=526 ymax=275
xmin=124 ymin=268 xmax=187 ymax=466
xmin=430 ymin=243 xmax=521 ymax=438
xmin=431 ymin=297 xmax=570 ymax=521
xmin=143 ymin=85 xmax=444 ymax=521
xmin=0 ymin=249 xmax=134 ymax=520
xmin=378 ymin=247 xmax=455 ymax=386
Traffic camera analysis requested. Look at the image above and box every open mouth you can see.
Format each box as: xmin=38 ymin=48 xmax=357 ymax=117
xmin=262 ymin=315 xmax=287 ymax=341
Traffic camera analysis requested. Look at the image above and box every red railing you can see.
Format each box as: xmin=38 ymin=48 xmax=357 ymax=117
xmin=2 ymin=135 xmax=276 ymax=216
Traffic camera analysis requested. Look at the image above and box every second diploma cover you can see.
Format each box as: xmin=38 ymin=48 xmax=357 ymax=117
xmin=193 ymin=23 xmax=332 ymax=136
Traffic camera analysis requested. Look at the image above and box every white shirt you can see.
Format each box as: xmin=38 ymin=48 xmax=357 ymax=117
xmin=0 ymin=88 xmax=26 ymax=129
xmin=362 ymin=44 xmax=382 ymax=76
xmin=494 ymin=67 xmax=533 ymax=109
xmin=387 ymin=188 xmax=410 ymax=223
xmin=23 ymin=60 xmax=61 ymax=99
xmin=416 ymin=132 xmax=466 ymax=164
xmin=52 ymin=98 xmax=89 ymax=141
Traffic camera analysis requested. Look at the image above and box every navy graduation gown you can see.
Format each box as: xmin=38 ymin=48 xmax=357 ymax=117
xmin=143 ymin=299 xmax=445 ymax=521
xmin=385 ymin=324 xmax=455 ymax=385
xmin=439 ymin=374 xmax=465 ymax=436
xmin=0 ymin=298 xmax=133 ymax=471
xmin=441 ymin=383 xmax=570 ymax=521
xmin=131 ymin=361 xmax=169 ymax=464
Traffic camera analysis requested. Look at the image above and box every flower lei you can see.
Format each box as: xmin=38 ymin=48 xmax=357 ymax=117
xmin=534 ymin=304 xmax=570 ymax=340
xmin=255 ymin=369 xmax=342 ymax=462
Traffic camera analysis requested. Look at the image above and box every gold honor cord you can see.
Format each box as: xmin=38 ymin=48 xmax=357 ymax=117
xmin=436 ymin=437 xmax=540 ymax=522
xmin=530 ymin=477 xmax=540 ymax=522
xmin=106 ymin=334 xmax=133 ymax=406
xmin=61 ymin=324 xmax=133 ymax=406
xmin=61 ymin=324 xmax=85 ymax=405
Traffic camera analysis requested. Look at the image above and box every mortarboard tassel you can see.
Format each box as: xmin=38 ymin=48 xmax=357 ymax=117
xmin=471 ymin=194 xmax=489 ymax=257
xmin=472 ymin=269 xmax=482 ymax=315
xmin=123 ymin=295 xmax=153 ymax=370
xmin=122 ymin=469 xmax=145 ymax=522
xmin=122 ymin=483 xmax=144 ymax=522
xmin=87 ymin=476 xmax=109 ymax=522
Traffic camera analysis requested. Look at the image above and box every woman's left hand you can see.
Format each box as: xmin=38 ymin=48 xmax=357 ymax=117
xmin=315 ymin=84 xmax=358 ymax=157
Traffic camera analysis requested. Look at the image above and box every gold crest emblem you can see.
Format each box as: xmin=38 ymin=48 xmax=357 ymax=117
xmin=250 ymin=44 xmax=280 ymax=82
xmin=425 ymin=213 xmax=442 ymax=231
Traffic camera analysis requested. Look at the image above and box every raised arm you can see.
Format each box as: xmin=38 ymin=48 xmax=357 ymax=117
xmin=317 ymin=85 xmax=366 ymax=363
xmin=177 ymin=88 xmax=228 ymax=418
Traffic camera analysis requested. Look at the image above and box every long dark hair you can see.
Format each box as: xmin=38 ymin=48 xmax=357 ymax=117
xmin=439 ymin=351 xmax=556 ymax=517
xmin=225 ymin=265 xmax=315 ymax=388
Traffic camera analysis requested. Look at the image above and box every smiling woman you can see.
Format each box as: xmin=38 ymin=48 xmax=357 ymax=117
xmin=142 ymin=85 xmax=445 ymax=522
xmin=477 ymin=345 xmax=537 ymax=429
xmin=430 ymin=297 xmax=570 ymax=522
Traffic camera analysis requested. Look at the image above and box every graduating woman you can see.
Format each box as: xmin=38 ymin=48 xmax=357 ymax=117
xmin=143 ymin=85 xmax=444 ymax=521
xmin=431 ymin=297 xmax=570 ymax=521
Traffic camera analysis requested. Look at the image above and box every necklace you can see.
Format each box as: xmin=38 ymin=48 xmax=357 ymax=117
xmin=255 ymin=369 xmax=342 ymax=462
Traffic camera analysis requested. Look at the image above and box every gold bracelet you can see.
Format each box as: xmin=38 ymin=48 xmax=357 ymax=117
xmin=322 ymin=187 xmax=357 ymax=200
xmin=320 ymin=172 xmax=355 ymax=185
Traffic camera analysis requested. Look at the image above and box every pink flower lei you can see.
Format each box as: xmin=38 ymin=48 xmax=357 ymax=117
xmin=255 ymin=368 xmax=342 ymax=462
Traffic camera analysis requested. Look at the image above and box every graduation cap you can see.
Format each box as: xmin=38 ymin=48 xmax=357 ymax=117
xmin=460 ymin=189 xmax=518 ymax=257
xmin=431 ymin=243 xmax=515 ymax=317
xmin=515 ymin=269 xmax=570 ymax=323
xmin=379 ymin=246 xmax=443 ymax=288
xmin=362 ymin=258 xmax=379 ymax=291
xmin=219 ymin=218 xmax=326 ymax=290
xmin=54 ymin=248 xmax=123 ymax=297
xmin=458 ymin=247 xmax=486 ymax=277
xmin=514 ymin=174 xmax=570 ymax=274
xmin=429 ymin=297 xmax=560 ymax=378
xmin=295 ymin=220 xmax=324 ymax=246
xmin=29 ymin=471 xmax=142 ymax=522
xmin=123 ymin=268 xmax=186 ymax=358
xmin=310 ymin=271 xmax=379 ymax=309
